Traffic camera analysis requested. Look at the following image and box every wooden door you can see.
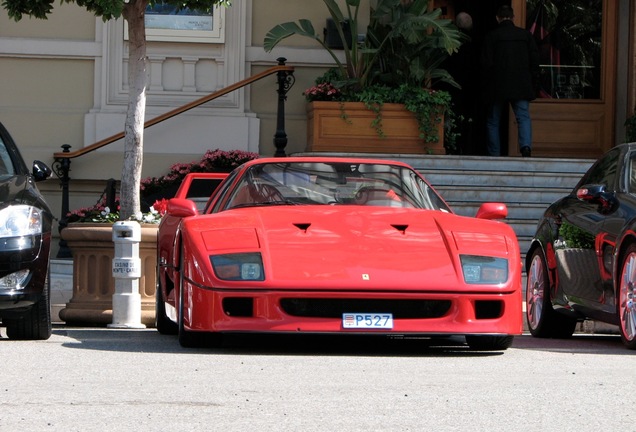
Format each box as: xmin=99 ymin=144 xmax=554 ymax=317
xmin=509 ymin=0 xmax=617 ymax=159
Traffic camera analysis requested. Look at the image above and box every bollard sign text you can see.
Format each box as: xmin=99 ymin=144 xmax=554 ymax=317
xmin=112 ymin=258 xmax=141 ymax=278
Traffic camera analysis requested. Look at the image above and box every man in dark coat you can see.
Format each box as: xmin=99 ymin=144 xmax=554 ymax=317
xmin=482 ymin=5 xmax=539 ymax=157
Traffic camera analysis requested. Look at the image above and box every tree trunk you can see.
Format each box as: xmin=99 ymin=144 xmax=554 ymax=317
xmin=120 ymin=0 xmax=148 ymax=220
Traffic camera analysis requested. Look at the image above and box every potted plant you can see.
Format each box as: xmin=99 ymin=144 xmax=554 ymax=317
xmin=264 ymin=0 xmax=465 ymax=153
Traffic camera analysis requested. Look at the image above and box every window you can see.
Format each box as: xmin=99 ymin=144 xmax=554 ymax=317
xmin=126 ymin=2 xmax=225 ymax=43
xmin=577 ymin=148 xmax=620 ymax=191
xmin=0 ymin=138 xmax=14 ymax=176
xmin=526 ymin=0 xmax=603 ymax=99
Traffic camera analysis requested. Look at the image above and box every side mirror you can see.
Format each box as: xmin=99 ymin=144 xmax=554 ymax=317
xmin=32 ymin=160 xmax=52 ymax=182
xmin=475 ymin=202 xmax=508 ymax=220
xmin=166 ymin=198 xmax=199 ymax=218
xmin=576 ymin=184 xmax=618 ymax=214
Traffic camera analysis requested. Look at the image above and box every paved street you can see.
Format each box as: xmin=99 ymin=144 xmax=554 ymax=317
xmin=1 ymin=326 xmax=634 ymax=432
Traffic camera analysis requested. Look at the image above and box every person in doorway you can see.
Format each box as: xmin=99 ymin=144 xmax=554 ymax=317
xmin=481 ymin=5 xmax=539 ymax=157
xmin=444 ymin=11 xmax=480 ymax=155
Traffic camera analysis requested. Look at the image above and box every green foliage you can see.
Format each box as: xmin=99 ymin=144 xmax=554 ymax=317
xmin=264 ymin=0 xmax=464 ymax=92
xmin=357 ymin=84 xmax=452 ymax=146
xmin=367 ymin=0 xmax=465 ymax=89
xmin=305 ymin=68 xmax=457 ymax=152
xmin=265 ymin=0 xmax=464 ymax=152
xmin=558 ymin=221 xmax=595 ymax=249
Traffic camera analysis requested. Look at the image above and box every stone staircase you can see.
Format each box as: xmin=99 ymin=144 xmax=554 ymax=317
xmin=387 ymin=154 xmax=595 ymax=260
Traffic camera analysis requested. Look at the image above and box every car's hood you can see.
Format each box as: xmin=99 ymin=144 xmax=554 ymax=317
xmin=185 ymin=206 xmax=519 ymax=290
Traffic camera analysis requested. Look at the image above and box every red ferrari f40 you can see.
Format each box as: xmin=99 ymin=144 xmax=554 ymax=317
xmin=156 ymin=157 xmax=522 ymax=350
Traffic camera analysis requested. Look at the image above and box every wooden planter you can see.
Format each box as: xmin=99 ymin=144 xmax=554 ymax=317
xmin=58 ymin=223 xmax=158 ymax=326
xmin=306 ymin=101 xmax=445 ymax=154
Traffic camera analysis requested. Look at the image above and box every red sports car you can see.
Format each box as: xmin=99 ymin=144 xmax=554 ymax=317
xmin=156 ymin=157 xmax=522 ymax=350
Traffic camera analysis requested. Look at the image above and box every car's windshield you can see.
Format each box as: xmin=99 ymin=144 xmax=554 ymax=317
xmin=0 ymin=137 xmax=16 ymax=177
xmin=223 ymin=161 xmax=450 ymax=211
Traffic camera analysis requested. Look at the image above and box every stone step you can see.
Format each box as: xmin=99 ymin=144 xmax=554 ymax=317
xmin=423 ymin=169 xmax=583 ymax=189
xmin=319 ymin=153 xmax=595 ymax=267
xmin=436 ymin=186 xmax=571 ymax=205
xmin=392 ymin=154 xmax=594 ymax=174
xmin=49 ymin=259 xmax=73 ymax=323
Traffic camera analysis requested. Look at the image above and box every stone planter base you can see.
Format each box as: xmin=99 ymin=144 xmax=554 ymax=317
xmin=58 ymin=224 xmax=158 ymax=327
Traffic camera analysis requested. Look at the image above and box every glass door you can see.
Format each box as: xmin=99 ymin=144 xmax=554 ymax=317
xmin=510 ymin=0 xmax=617 ymax=158
xmin=527 ymin=0 xmax=603 ymax=101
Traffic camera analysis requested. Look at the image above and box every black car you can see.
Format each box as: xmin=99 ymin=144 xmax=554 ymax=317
xmin=526 ymin=143 xmax=636 ymax=349
xmin=0 ymin=122 xmax=53 ymax=340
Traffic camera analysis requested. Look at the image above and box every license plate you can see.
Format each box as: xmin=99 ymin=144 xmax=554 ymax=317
xmin=342 ymin=313 xmax=393 ymax=329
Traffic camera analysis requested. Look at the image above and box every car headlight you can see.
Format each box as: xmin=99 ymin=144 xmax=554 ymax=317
xmin=0 ymin=269 xmax=31 ymax=289
xmin=0 ymin=205 xmax=43 ymax=238
xmin=460 ymin=255 xmax=508 ymax=284
xmin=210 ymin=253 xmax=265 ymax=281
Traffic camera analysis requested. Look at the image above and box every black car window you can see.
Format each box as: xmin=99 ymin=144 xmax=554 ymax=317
xmin=0 ymin=136 xmax=16 ymax=175
xmin=577 ymin=147 xmax=620 ymax=191
xmin=628 ymin=152 xmax=636 ymax=193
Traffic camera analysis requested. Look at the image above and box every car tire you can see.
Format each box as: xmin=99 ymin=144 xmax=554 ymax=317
xmin=465 ymin=335 xmax=514 ymax=351
xmin=6 ymin=277 xmax=52 ymax=340
xmin=155 ymin=266 xmax=178 ymax=335
xmin=526 ymin=248 xmax=577 ymax=338
xmin=618 ymin=243 xmax=636 ymax=350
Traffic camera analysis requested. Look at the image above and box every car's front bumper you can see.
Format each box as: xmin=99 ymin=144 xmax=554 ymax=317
xmin=0 ymin=233 xmax=50 ymax=312
xmin=180 ymin=282 xmax=523 ymax=336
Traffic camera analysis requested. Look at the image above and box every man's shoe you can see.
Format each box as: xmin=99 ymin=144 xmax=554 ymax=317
xmin=521 ymin=147 xmax=531 ymax=157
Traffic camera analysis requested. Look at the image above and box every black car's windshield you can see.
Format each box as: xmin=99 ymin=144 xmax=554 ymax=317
xmin=0 ymin=136 xmax=16 ymax=177
xmin=223 ymin=162 xmax=450 ymax=211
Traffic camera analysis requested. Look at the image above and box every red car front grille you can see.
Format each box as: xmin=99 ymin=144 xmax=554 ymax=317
xmin=279 ymin=298 xmax=451 ymax=319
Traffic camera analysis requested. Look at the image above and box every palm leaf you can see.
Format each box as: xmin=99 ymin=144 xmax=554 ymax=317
xmin=263 ymin=20 xmax=319 ymax=52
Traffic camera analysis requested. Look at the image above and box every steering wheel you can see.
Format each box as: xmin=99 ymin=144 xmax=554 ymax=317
xmin=353 ymin=187 xmax=386 ymax=205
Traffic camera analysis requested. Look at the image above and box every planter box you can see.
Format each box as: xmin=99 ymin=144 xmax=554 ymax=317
xmin=306 ymin=101 xmax=445 ymax=154
xmin=58 ymin=223 xmax=158 ymax=326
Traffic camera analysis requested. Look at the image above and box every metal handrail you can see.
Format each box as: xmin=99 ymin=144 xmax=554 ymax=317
xmin=53 ymin=61 xmax=294 ymax=160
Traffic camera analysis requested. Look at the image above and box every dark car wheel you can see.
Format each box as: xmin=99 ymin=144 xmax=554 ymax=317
xmin=155 ymin=266 xmax=178 ymax=335
xmin=465 ymin=335 xmax=514 ymax=351
xmin=526 ymin=248 xmax=577 ymax=338
xmin=618 ymin=243 xmax=636 ymax=349
xmin=5 ymin=278 xmax=52 ymax=340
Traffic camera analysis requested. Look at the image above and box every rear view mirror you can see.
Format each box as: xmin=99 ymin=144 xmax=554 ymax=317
xmin=576 ymin=184 xmax=618 ymax=214
xmin=32 ymin=160 xmax=52 ymax=182
xmin=167 ymin=198 xmax=199 ymax=218
xmin=475 ymin=202 xmax=508 ymax=220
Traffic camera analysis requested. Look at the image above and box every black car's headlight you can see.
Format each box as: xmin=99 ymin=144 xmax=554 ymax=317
xmin=0 ymin=269 xmax=31 ymax=289
xmin=210 ymin=252 xmax=265 ymax=281
xmin=0 ymin=205 xmax=43 ymax=237
xmin=460 ymin=255 xmax=508 ymax=284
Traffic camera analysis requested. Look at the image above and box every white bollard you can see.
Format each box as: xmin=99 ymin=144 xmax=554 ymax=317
xmin=108 ymin=221 xmax=146 ymax=329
